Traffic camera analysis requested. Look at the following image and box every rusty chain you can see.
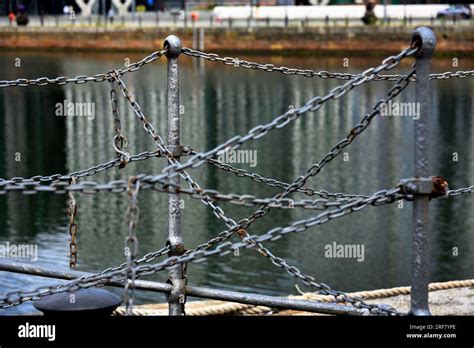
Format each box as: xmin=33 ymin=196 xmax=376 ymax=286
xmin=109 ymin=71 xmax=130 ymax=168
xmin=124 ymin=177 xmax=140 ymax=315
xmin=67 ymin=177 xmax=78 ymax=269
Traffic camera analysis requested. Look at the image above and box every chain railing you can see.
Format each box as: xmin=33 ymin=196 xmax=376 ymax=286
xmin=0 ymin=28 xmax=472 ymax=317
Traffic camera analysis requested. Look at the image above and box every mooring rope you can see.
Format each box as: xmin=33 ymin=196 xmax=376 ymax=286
xmin=113 ymin=279 xmax=474 ymax=316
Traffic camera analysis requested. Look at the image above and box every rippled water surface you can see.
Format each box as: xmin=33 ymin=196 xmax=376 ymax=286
xmin=0 ymin=51 xmax=472 ymax=314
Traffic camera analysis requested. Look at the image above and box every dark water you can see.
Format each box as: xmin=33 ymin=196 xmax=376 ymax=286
xmin=0 ymin=51 xmax=472 ymax=315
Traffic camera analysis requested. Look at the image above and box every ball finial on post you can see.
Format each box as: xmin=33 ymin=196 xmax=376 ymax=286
xmin=164 ymin=35 xmax=182 ymax=59
xmin=411 ymin=27 xmax=436 ymax=59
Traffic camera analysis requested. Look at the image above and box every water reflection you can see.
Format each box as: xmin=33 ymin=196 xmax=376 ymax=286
xmin=0 ymin=51 xmax=472 ymax=314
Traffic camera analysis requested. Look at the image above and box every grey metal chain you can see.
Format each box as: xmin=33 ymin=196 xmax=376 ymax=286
xmin=0 ymin=148 xmax=365 ymax=201
xmin=0 ymin=48 xmax=470 ymax=316
xmin=446 ymin=186 xmax=474 ymax=196
xmin=0 ymin=49 xmax=460 ymax=314
xmin=0 ymin=187 xmax=403 ymax=313
xmin=182 ymin=47 xmax=474 ymax=81
xmin=109 ymin=72 xmax=130 ymax=168
xmin=110 ymin=73 xmax=324 ymax=319
xmin=0 ymin=176 xmax=380 ymax=209
xmin=238 ymin=68 xmax=418 ymax=228
xmin=67 ymin=177 xmax=78 ymax=269
xmin=154 ymin=64 xmax=419 ymax=315
xmin=1 ymin=45 xmax=418 ymax=197
xmin=135 ymin=186 xmax=407 ymax=315
xmin=0 ymin=75 xmax=412 ymax=314
xmin=0 ymin=149 xmax=192 ymax=186
xmin=173 ymin=63 xmax=419 ymax=270
xmin=0 ymin=50 xmax=167 ymax=88
xmin=199 ymin=152 xmax=370 ymax=200
xmin=163 ymin=66 xmax=418 ymax=315
xmin=0 ymin=43 xmax=470 ymax=316
xmin=111 ymin=73 xmax=239 ymax=230
xmin=158 ymin=45 xmax=419 ymax=188
xmin=123 ymin=177 xmax=140 ymax=315
xmin=0 ymin=176 xmax=468 ymax=201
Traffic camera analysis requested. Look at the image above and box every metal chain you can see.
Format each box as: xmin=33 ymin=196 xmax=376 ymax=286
xmin=1 ymin=45 xmax=418 ymax=199
xmin=447 ymin=186 xmax=474 ymax=196
xmin=124 ymin=177 xmax=140 ymax=315
xmin=109 ymin=72 xmax=130 ymax=168
xmin=0 ymin=149 xmax=367 ymax=201
xmin=1 ymin=45 xmax=471 ymax=315
xmin=0 ymin=57 xmax=468 ymax=316
xmin=0 ymin=52 xmax=462 ymax=313
xmin=168 ymin=65 xmax=419 ymax=271
xmin=0 ymin=149 xmax=192 ymax=186
xmin=158 ymin=45 xmax=419 ymax=188
xmin=160 ymin=66 xmax=418 ymax=315
xmin=135 ymin=186 xmax=407 ymax=315
xmin=0 ymin=176 xmax=469 ymax=200
xmin=182 ymin=47 xmax=474 ymax=81
xmin=0 ymin=186 xmax=403 ymax=313
xmin=0 ymin=50 xmax=167 ymax=88
xmin=198 ymin=152 xmax=370 ymax=200
xmin=111 ymin=74 xmax=239 ymax=230
xmin=67 ymin=177 xmax=78 ymax=269
xmin=1 ymin=58 xmax=415 ymax=312
xmin=237 ymin=68 xmax=417 ymax=231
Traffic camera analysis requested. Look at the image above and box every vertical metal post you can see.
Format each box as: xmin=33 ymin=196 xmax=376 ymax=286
xmin=192 ymin=27 xmax=197 ymax=49
xmin=199 ymin=28 xmax=205 ymax=51
xmin=164 ymin=35 xmax=185 ymax=316
xmin=410 ymin=27 xmax=436 ymax=316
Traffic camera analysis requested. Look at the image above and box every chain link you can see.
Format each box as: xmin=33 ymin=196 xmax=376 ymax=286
xmin=175 ymin=66 xmax=418 ymax=275
xmin=0 ymin=186 xmax=404 ymax=314
xmin=199 ymin=152 xmax=370 ymax=200
xmin=158 ymin=62 xmax=418 ymax=315
xmin=182 ymin=47 xmax=474 ymax=82
xmin=110 ymin=72 xmax=130 ymax=168
xmin=158 ymin=45 xmax=419 ymax=188
xmin=0 ymin=50 xmax=167 ymax=88
xmin=447 ymin=186 xmax=474 ymax=196
xmin=124 ymin=177 xmax=140 ymax=315
xmin=1 ymin=44 xmax=472 ymax=317
xmin=112 ymin=73 xmax=239 ymax=230
xmin=0 ymin=149 xmax=193 ymax=186
xmin=67 ymin=177 xmax=78 ymax=269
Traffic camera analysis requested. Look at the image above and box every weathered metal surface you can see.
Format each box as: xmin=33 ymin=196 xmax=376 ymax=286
xmin=0 ymin=261 xmax=366 ymax=316
xmin=410 ymin=27 xmax=436 ymax=316
xmin=399 ymin=176 xmax=448 ymax=198
xmin=0 ymin=38 xmax=471 ymax=318
xmin=33 ymin=288 xmax=122 ymax=316
xmin=165 ymin=35 xmax=186 ymax=316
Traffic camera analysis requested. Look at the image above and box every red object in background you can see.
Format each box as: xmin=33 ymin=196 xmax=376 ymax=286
xmin=191 ymin=11 xmax=199 ymax=22
xmin=8 ymin=12 xmax=16 ymax=24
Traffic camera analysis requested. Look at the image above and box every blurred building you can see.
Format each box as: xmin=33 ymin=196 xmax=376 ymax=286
xmin=0 ymin=0 xmax=462 ymax=16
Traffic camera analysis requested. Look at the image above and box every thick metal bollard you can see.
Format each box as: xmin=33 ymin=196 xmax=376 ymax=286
xmin=409 ymin=27 xmax=436 ymax=316
xmin=164 ymin=35 xmax=186 ymax=316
